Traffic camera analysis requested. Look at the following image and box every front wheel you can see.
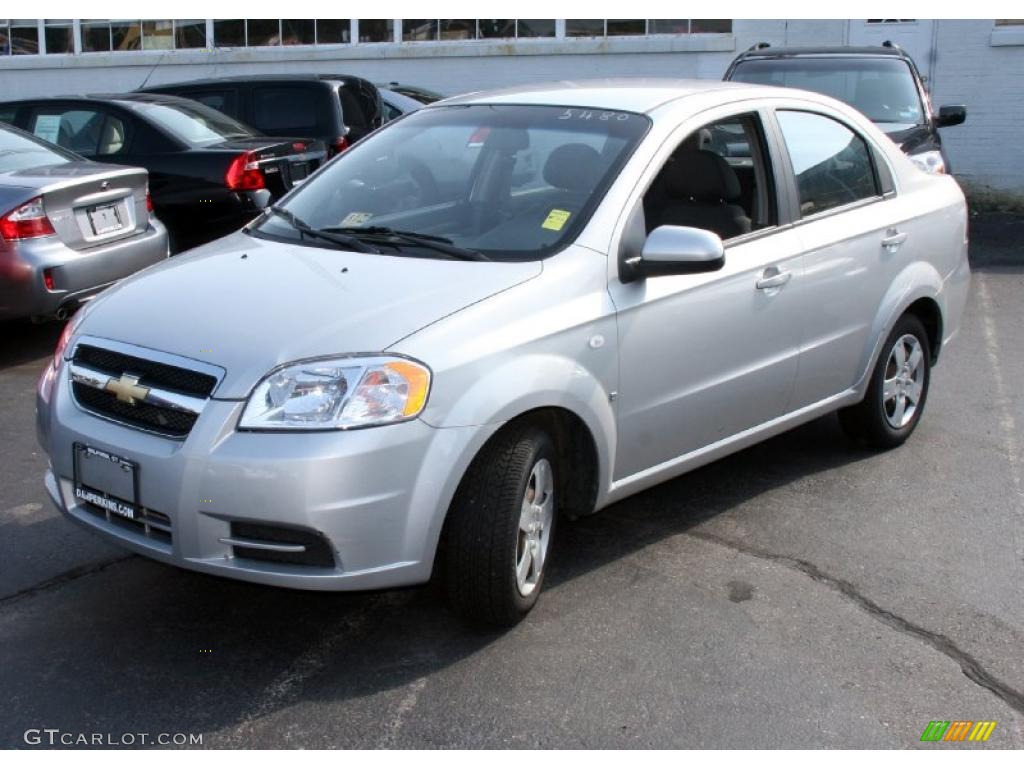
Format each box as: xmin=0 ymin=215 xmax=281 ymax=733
xmin=443 ymin=426 xmax=557 ymax=626
xmin=839 ymin=314 xmax=931 ymax=449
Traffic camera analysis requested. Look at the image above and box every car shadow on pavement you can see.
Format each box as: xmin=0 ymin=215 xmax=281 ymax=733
xmin=0 ymin=320 xmax=63 ymax=371
xmin=0 ymin=412 xmax=874 ymax=747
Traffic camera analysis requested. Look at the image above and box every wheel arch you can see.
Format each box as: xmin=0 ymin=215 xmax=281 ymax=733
xmin=855 ymin=261 xmax=945 ymax=398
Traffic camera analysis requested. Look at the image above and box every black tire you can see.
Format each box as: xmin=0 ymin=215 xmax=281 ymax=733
xmin=839 ymin=313 xmax=931 ymax=450
xmin=443 ymin=425 xmax=557 ymax=626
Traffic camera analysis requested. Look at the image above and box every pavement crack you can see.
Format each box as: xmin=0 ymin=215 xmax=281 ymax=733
xmin=0 ymin=555 xmax=135 ymax=609
xmin=688 ymin=529 xmax=1024 ymax=716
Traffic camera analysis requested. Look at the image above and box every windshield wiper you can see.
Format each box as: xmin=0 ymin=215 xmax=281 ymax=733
xmin=324 ymin=226 xmax=490 ymax=262
xmin=268 ymin=206 xmax=380 ymax=254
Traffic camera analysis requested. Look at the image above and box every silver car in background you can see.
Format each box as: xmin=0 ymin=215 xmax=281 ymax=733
xmin=0 ymin=123 xmax=168 ymax=321
xmin=36 ymin=80 xmax=969 ymax=625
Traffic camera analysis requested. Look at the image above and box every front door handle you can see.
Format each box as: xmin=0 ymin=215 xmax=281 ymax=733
xmin=881 ymin=229 xmax=908 ymax=252
xmin=756 ymin=268 xmax=792 ymax=290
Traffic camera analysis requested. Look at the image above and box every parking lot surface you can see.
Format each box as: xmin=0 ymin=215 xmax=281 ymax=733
xmin=1 ymin=216 xmax=1022 ymax=748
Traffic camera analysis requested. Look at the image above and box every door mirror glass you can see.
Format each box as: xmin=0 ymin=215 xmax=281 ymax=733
xmin=936 ymin=104 xmax=966 ymax=128
xmin=634 ymin=225 xmax=725 ymax=278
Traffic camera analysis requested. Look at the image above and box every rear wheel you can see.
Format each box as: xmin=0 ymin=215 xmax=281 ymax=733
xmin=443 ymin=426 xmax=557 ymax=626
xmin=839 ymin=314 xmax=931 ymax=449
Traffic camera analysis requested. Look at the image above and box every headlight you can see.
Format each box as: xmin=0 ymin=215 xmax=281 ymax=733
xmin=238 ymin=356 xmax=431 ymax=430
xmin=908 ymin=150 xmax=946 ymax=175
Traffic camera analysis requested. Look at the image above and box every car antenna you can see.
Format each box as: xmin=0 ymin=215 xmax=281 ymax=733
xmin=137 ymin=49 xmax=171 ymax=90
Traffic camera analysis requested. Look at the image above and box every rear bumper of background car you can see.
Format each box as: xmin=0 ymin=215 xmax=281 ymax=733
xmin=0 ymin=220 xmax=168 ymax=320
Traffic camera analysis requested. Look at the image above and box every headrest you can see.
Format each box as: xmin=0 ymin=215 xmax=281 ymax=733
xmin=543 ymin=143 xmax=603 ymax=192
xmin=664 ymin=149 xmax=742 ymax=202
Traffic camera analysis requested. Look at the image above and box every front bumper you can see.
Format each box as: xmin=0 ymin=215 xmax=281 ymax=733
xmin=0 ymin=220 xmax=169 ymax=320
xmin=38 ymin=363 xmax=488 ymax=591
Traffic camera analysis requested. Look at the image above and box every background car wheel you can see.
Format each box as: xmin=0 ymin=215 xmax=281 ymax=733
xmin=839 ymin=313 xmax=931 ymax=450
xmin=443 ymin=425 xmax=557 ymax=626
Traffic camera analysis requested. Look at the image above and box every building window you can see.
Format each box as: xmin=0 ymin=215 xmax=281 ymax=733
xmin=478 ymin=20 xmax=515 ymax=38
xmin=246 ymin=19 xmax=280 ymax=46
xmin=995 ymin=19 xmax=1024 ymax=25
xmin=566 ymin=20 xmax=605 ymax=37
xmin=174 ymin=20 xmax=207 ymax=49
xmin=111 ymin=21 xmax=142 ymax=51
xmin=44 ymin=20 xmax=74 ymax=54
xmin=607 ymin=20 xmax=646 ymax=36
xmin=142 ymin=20 xmax=174 ymax=50
xmin=690 ymin=19 xmax=731 ymax=34
xmin=516 ymin=20 xmax=556 ymax=38
xmin=359 ymin=19 xmax=393 ymax=42
xmin=4 ymin=19 xmax=40 ymax=55
xmin=282 ymin=19 xmax=315 ymax=45
xmin=441 ymin=20 xmax=476 ymax=40
xmin=648 ymin=19 xmax=690 ymax=34
xmin=316 ymin=20 xmax=350 ymax=44
xmin=213 ymin=19 xmax=245 ymax=47
xmin=403 ymin=20 xmax=438 ymax=41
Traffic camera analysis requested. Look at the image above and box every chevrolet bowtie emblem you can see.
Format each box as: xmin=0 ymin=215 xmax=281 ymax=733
xmin=105 ymin=373 xmax=149 ymax=405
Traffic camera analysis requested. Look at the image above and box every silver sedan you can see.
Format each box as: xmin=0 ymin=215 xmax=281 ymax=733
xmin=36 ymin=80 xmax=969 ymax=625
xmin=0 ymin=123 xmax=167 ymax=321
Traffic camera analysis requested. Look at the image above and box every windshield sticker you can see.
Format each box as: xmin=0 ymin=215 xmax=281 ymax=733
xmin=32 ymin=115 xmax=62 ymax=145
xmin=340 ymin=212 xmax=373 ymax=227
xmin=542 ymin=209 xmax=571 ymax=231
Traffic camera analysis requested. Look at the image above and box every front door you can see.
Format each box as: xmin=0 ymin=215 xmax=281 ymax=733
xmin=609 ymin=109 xmax=804 ymax=481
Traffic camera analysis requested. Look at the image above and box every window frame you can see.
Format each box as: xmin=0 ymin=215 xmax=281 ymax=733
xmin=768 ymin=107 xmax=894 ymax=225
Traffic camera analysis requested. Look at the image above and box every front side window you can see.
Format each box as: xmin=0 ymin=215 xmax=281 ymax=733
xmin=255 ymin=104 xmax=650 ymax=261
xmin=776 ymin=110 xmax=880 ymax=217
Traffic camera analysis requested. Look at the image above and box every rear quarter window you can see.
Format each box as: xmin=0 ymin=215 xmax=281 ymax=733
xmin=253 ymin=86 xmax=323 ymax=135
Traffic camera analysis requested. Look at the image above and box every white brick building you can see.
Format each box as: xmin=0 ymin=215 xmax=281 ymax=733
xmin=2 ymin=19 xmax=1022 ymax=194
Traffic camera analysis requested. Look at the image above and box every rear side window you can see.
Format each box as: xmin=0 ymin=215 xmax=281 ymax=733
xmin=188 ymin=90 xmax=240 ymax=120
xmin=776 ymin=110 xmax=880 ymax=217
xmin=253 ymin=87 xmax=321 ymax=134
xmin=30 ymin=109 xmax=127 ymax=157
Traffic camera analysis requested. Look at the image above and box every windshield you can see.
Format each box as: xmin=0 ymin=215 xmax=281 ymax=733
xmin=731 ymin=57 xmax=926 ymax=126
xmin=0 ymin=126 xmax=74 ymax=172
xmin=255 ymin=104 xmax=650 ymax=261
xmin=123 ymin=100 xmax=255 ymax=145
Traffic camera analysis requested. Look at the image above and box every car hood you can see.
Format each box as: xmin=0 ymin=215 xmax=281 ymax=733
xmin=878 ymin=123 xmax=939 ymax=155
xmin=74 ymin=232 xmax=541 ymax=398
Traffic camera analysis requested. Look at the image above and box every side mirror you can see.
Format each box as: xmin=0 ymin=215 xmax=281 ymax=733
xmin=623 ymin=225 xmax=725 ymax=281
xmin=936 ymin=105 xmax=966 ymax=128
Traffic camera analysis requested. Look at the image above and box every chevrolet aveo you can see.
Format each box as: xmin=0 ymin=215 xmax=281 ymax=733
xmin=37 ymin=80 xmax=970 ymax=625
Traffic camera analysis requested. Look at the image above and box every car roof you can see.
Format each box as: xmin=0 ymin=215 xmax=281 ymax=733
xmin=735 ymin=44 xmax=910 ymax=59
xmin=144 ymin=73 xmax=369 ymax=89
xmin=442 ymin=78 xmax=757 ymax=114
xmin=0 ymin=92 xmax=209 ymax=108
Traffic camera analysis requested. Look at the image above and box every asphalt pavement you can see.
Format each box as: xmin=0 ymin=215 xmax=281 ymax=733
xmin=1 ymin=214 xmax=1022 ymax=748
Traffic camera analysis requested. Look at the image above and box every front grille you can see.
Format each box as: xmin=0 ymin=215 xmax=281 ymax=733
xmin=74 ymin=344 xmax=217 ymax=397
xmin=70 ymin=343 xmax=216 ymax=437
xmin=81 ymin=499 xmax=172 ymax=546
xmin=230 ymin=522 xmax=336 ymax=568
xmin=73 ymin=382 xmax=197 ymax=437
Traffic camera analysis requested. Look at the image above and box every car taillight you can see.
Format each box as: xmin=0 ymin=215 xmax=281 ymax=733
xmin=225 ymin=151 xmax=266 ymax=191
xmin=43 ymin=269 xmax=55 ymax=291
xmin=0 ymin=196 xmax=56 ymax=241
xmin=330 ymin=136 xmax=349 ymax=156
xmin=145 ymin=183 xmax=154 ymax=212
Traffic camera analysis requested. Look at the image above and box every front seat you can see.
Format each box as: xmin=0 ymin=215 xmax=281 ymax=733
xmin=655 ymin=149 xmax=751 ymax=240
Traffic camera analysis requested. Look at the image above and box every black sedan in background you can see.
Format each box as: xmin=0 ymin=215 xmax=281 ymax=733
xmin=0 ymin=94 xmax=325 ymax=252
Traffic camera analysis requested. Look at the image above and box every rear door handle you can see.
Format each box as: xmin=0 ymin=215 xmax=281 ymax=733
xmin=756 ymin=268 xmax=792 ymax=290
xmin=881 ymin=229 xmax=908 ymax=251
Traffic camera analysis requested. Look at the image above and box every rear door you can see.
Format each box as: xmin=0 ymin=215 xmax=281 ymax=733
xmin=770 ymin=107 xmax=902 ymax=407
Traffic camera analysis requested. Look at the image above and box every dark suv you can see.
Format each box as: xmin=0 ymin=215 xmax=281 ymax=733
xmin=724 ymin=42 xmax=966 ymax=174
xmin=141 ymin=74 xmax=383 ymax=157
